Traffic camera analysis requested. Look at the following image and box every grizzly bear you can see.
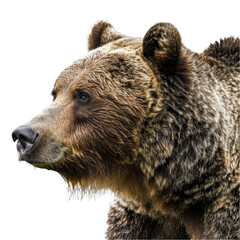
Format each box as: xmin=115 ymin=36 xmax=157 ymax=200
xmin=12 ymin=21 xmax=239 ymax=239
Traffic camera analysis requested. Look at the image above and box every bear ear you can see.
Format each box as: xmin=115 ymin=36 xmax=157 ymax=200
xmin=88 ymin=21 xmax=124 ymax=50
xmin=143 ymin=23 xmax=192 ymax=89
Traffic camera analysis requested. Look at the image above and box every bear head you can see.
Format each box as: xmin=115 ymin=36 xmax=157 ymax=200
xmin=12 ymin=21 xmax=194 ymax=201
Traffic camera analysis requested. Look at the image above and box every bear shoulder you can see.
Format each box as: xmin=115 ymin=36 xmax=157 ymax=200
xmin=202 ymin=37 xmax=240 ymax=68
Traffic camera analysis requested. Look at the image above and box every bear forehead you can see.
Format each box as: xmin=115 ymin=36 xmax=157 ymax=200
xmin=54 ymin=37 xmax=144 ymax=91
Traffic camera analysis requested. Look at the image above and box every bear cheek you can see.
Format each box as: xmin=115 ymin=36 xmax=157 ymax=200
xmin=50 ymin=102 xmax=93 ymax=156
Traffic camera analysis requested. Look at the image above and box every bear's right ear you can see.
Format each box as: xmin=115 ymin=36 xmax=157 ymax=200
xmin=88 ymin=21 xmax=124 ymax=50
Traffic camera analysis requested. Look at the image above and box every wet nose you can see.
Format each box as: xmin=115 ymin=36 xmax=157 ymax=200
xmin=12 ymin=126 xmax=39 ymax=158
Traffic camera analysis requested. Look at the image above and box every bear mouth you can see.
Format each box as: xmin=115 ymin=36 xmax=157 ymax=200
xmin=16 ymin=138 xmax=66 ymax=169
xmin=16 ymin=134 xmax=40 ymax=160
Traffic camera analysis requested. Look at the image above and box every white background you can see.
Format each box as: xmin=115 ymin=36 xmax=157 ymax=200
xmin=0 ymin=0 xmax=239 ymax=239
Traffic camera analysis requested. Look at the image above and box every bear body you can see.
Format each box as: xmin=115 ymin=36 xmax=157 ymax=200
xmin=12 ymin=22 xmax=239 ymax=239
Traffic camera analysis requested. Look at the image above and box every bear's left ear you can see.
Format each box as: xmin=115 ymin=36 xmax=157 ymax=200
xmin=88 ymin=21 xmax=124 ymax=50
xmin=143 ymin=23 xmax=192 ymax=89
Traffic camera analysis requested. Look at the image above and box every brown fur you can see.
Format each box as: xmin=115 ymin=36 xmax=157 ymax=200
xmin=13 ymin=21 xmax=240 ymax=239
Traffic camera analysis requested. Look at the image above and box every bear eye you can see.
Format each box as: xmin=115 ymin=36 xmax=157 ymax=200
xmin=51 ymin=90 xmax=57 ymax=101
xmin=73 ymin=90 xmax=91 ymax=104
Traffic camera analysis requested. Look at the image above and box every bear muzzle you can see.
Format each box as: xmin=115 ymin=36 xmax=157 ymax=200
xmin=12 ymin=126 xmax=39 ymax=160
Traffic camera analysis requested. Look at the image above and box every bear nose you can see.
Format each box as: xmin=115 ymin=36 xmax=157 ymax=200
xmin=12 ymin=126 xmax=39 ymax=159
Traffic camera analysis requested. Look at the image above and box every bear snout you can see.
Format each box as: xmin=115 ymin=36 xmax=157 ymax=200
xmin=12 ymin=126 xmax=39 ymax=160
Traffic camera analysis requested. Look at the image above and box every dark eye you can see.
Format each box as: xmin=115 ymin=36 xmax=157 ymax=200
xmin=73 ymin=90 xmax=91 ymax=104
xmin=51 ymin=90 xmax=56 ymax=101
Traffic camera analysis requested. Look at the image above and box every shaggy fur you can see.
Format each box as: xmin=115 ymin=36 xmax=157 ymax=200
xmin=13 ymin=21 xmax=239 ymax=239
